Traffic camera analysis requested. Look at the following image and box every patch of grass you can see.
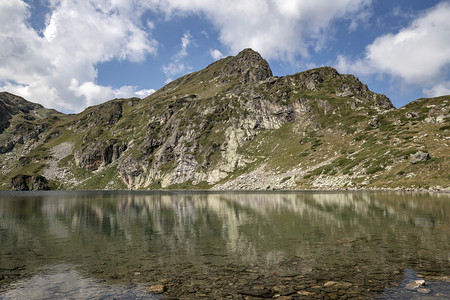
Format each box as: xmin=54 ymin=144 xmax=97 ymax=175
xmin=354 ymin=134 xmax=368 ymax=141
xmin=366 ymin=165 xmax=384 ymax=174
xmin=309 ymin=164 xmax=334 ymax=176
xmin=77 ymin=165 xmax=126 ymax=190
xmin=280 ymin=176 xmax=291 ymax=183
xmin=57 ymin=155 xmax=73 ymax=168
xmin=249 ymin=123 xmax=303 ymax=172
xmin=167 ymin=180 xmax=212 ymax=190
xmin=400 ymin=149 xmax=418 ymax=159
xmin=147 ymin=180 xmax=162 ymax=189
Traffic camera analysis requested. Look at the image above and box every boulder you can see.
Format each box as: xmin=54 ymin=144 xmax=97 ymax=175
xmin=405 ymin=111 xmax=419 ymax=118
xmin=410 ymin=151 xmax=430 ymax=164
xmin=0 ymin=140 xmax=15 ymax=154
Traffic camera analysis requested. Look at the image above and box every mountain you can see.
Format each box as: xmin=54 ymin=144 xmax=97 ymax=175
xmin=0 ymin=49 xmax=449 ymax=191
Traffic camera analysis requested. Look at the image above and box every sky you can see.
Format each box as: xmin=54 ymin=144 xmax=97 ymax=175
xmin=1 ymin=0 xmax=450 ymax=113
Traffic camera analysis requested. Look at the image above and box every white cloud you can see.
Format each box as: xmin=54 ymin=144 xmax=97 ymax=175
xmin=336 ymin=1 xmax=450 ymax=97
xmin=69 ymin=79 xmax=111 ymax=107
xmin=424 ymin=82 xmax=450 ymax=98
xmin=134 ymin=88 xmax=156 ymax=98
xmin=69 ymin=79 xmax=155 ymax=107
xmin=0 ymin=0 xmax=157 ymax=112
xmin=210 ymin=49 xmax=224 ymax=60
xmin=153 ymin=0 xmax=372 ymax=60
xmin=162 ymin=62 xmax=187 ymax=77
xmin=1 ymin=0 xmax=376 ymax=112
xmin=162 ymin=31 xmax=193 ymax=82
xmin=179 ymin=31 xmax=192 ymax=58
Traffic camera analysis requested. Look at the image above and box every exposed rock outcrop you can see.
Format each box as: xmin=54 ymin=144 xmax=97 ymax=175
xmin=0 ymin=140 xmax=15 ymax=154
xmin=0 ymin=92 xmax=62 ymax=153
xmin=224 ymin=48 xmax=273 ymax=83
xmin=74 ymin=140 xmax=127 ymax=171
xmin=0 ymin=101 xmax=12 ymax=134
xmin=118 ymin=156 xmax=148 ymax=188
xmin=10 ymin=174 xmax=50 ymax=191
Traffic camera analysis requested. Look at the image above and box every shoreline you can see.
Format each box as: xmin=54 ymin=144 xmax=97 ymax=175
xmin=1 ymin=187 xmax=449 ymax=194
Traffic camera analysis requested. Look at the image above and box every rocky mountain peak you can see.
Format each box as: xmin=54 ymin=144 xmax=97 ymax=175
xmin=288 ymin=67 xmax=394 ymax=109
xmin=157 ymin=48 xmax=273 ymax=95
xmin=224 ymin=48 xmax=273 ymax=83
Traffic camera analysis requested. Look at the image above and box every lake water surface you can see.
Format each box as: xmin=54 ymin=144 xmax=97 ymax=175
xmin=0 ymin=191 xmax=449 ymax=299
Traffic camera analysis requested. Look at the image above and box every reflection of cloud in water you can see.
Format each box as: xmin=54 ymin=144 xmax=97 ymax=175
xmin=0 ymin=264 xmax=157 ymax=300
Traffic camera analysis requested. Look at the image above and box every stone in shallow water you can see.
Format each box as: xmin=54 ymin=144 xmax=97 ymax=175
xmin=324 ymin=281 xmax=337 ymax=288
xmin=334 ymin=282 xmax=353 ymax=289
xmin=417 ymin=288 xmax=431 ymax=294
xmin=239 ymin=288 xmax=274 ymax=298
xmin=147 ymin=284 xmax=166 ymax=294
xmin=328 ymin=292 xmax=338 ymax=299
xmin=405 ymin=279 xmax=426 ymax=290
xmin=279 ymin=271 xmax=300 ymax=277
xmin=297 ymin=290 xmax=316 ymax=296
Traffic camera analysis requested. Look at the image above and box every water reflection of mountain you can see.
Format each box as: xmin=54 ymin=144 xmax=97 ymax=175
xmin=1 ymin=191 xmax=449 ymax=290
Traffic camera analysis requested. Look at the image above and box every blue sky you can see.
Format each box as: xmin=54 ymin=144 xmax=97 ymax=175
xmin=1 ymin=0 xmax=449 ymax=113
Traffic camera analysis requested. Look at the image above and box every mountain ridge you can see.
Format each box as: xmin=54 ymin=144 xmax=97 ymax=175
xmin=0 ymin=49 xmax=449 ymax=191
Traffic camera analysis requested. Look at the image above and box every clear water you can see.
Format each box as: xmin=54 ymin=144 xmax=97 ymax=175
xmin=0 ymin=191 xmax=449 ymax=299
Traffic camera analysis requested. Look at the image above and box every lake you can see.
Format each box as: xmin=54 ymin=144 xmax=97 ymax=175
xmin=0 ymin=191 xmax=449 ymax=299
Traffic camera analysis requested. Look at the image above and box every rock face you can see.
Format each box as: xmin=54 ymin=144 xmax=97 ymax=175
xmin=10 ymin=175 xmax=50 ymax=191
xmin=74 ymin=140 xmax=127 ymax=171
xmin=0 ymin=49 xmax=448 ymax=191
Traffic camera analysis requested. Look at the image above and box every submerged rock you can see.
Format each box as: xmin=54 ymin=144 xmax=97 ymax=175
xmin=405 ymin=279 xmax=426 ymax=290
xmin=239 ymin=288 xmax=274 ymax=298
xmin=147 ymin=284 xmax=166 ymax=294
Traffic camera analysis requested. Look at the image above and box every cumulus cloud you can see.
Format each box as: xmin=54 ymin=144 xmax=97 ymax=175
xmin=336 ymin=1 xmax=450 ymax=97
xmin=0 ymin=0 xmax=157 ymax=112
xmin=424 ymin=82 xmax=450 ymax=98
xmin=0 ymin=0 xmax=382 ymax=112
xmin=68 ymin=79 xmax=155 ymax=107
xmin=152 ymin=0 xmax=372 ymax=60
xmin=210 ymin=49 xmax=224 ymax=60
